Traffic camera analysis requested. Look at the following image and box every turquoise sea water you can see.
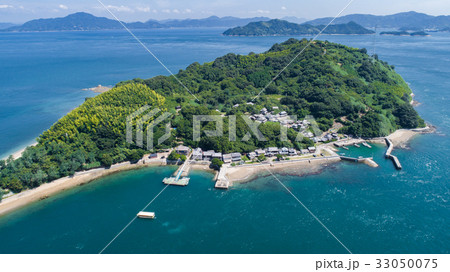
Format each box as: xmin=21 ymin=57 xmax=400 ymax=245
xmin=0 ymin=29 xmax=448 ymax=253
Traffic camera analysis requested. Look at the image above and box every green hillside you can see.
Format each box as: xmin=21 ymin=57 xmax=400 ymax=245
xmin=0 ymin=38 xmax=424 ymax=194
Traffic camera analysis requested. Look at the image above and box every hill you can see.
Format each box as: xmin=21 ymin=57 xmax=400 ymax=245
xmin=0 ymin=38 xmax=424 ymax=194
xmin=223 ymin=20 xmax=375 ymax=36
xmin=2 ymin=13 xmax=271 ymax=32
xmin=305 ymin=11 xmax=450 ymax=30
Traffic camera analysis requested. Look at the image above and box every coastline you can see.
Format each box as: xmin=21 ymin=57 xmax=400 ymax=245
xmin=0 ymin=126 xmax=434 ymax=217
xmin=1 ymin=142 xmax=37 ymax=160
xmin=0 ymin=158 xmax=166 ymax=217
xmin=226 ymin=156 xmax=341 ymax=184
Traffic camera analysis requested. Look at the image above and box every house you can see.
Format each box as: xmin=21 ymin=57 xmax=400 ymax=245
xmin=222 ymin=154 xmax=232 ymax=163
xmin=175 ymin=145 xmax=190 ymax=155
xmin=231 ymin=152 xmax=242 ymax=162
xmin=279 ymin=147 xmax=289 ymax=155
xmin=279 ymin=111 xmax=287 ymax=117
xmin=255 ymin=149 xmax=266 ymax=156
xmin=260 ymin=108 xmax=268 ymax=114
xmin=192 ymin=148 xmax=203 ymax=160
xmin=246 ymin=102 xmax=254 ymax=105
xmin=175 ymin=105 xmax=182 ymax=110
xmin=149 ymin=153 xmax=158 ymax=159
xmin=248 ymin=152 xmax=257 ymax=160
xmin=288 ymin=148 xmax=297 ymax=156
xmin=272 ymin=106 xmax=279 ymax=110
xmin=266 ymin=147 xmax=279 ymax=156
xmin=308 ymin=146 xmax=316 ymax=153
xmin=233 ymin=104 xmax=240 ymax=108
xmin=300 ymin=149 xmax=309 ymax=155
xmin=203 ymin=150 xmax=214 ymax=161
xmin=212 ymin=152 xmax=222 ymax=160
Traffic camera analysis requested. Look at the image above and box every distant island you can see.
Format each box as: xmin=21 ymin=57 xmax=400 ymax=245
xmin=223 ymin=20 xmax=375 ymax=36
xmin=305 ymin=11 xmax=450 ymax=30
xmin=2 ymin=12 xmax=271 ymax=32
xmin=380 ymin=31 xmax=430 ymax=36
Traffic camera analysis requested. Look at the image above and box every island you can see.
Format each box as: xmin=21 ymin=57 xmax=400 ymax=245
xmin=0 ymin=38 xmax=426 ymax=212
xmin=223 ymin=20 xmax=375 ymax=36
xmin=380 ymin=31 xmax=430 ymax=36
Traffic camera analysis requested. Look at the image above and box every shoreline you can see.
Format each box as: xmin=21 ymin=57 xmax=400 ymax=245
xmin=0 ymin=127 xmax=434 ymax=217
xmin=225 ymin=156 xmax=341 ymax=184
xmin=0 ymin=158 xmax=166 ymax=217
xmin=1 ymin=142 xmax=37 ymax=160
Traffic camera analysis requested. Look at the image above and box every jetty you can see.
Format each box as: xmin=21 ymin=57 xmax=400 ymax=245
xmin=163 ymin=159 xmax=190 ymax=186
xmin=215 ymin=165 xmax=230 ymax=189
xmin=340 ymin=156 xmax=379 ymax=168
xmin=362 ymin=142 xmax=372 ymax=148
xmin=384 ymin=138 xmax=402 ymax=170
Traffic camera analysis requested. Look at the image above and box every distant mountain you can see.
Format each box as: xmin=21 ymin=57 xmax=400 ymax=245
xmin=223 ymin=19 xmax=375 ymax=36
xmin=0 ymin=23 xmax=17 ymax=29
xmin=157 ymin=16 xmax=270 ymax=28
xmin=305 ymin=11 xmax=450 ymax=30
xmin=4 ymin=12 xmax=132 ymax=31
xmin=2 ymin=12 xmax=271 ymax=32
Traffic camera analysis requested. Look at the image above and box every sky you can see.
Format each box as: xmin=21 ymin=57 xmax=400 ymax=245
xmin=0 ymin=0 xmax=450 ymax=23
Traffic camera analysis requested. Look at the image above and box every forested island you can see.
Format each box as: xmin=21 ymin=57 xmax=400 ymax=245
xmin=380 ymin=31 xmax=430 ymax=36
xmin=0 ymin=38 xmax=424 ymax=196
xmin=223 ymin=20 xmax=375 ymax=36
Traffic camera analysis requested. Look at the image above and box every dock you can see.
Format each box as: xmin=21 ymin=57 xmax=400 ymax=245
xmin=215 ymin=165 xmax=230 ymax=189
xmin=162 ymin=158 xmax=191 ymax=186
xmin=163 ymin=176 xmax=190 ymax=186
xmin=340 ymin=156 xmax=379 ymax=168
xmin=384 ymin=138 xmax=402 ymax=170
xmin=362 ymin=142 xmax=372 ymax=148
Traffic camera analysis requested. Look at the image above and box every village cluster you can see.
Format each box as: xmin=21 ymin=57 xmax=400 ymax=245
xmin=175 ymin=145 xmax=318 ymax=164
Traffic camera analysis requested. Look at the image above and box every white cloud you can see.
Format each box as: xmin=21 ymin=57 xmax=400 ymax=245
xmin=106 ymin=5 xmax=133 ymax=13
xmin=0 ymin=5 xmax=13 ymax=9
xmin=184 ymin=9 xmax=192 ymax=14
xmin=136 ymin=6 xmax=151 ymax=12
xmin=59 ymin=4 xmax=68 ymax=10
xmin=172 ymin=9 xmax=180 ymax=14
xmin=252 ymin=9 xmax=270 ymax=14
xmin=281 ymin=6 xmax=287 ymax=10
xmin=162 ymin=9 xmax=171 ymax=13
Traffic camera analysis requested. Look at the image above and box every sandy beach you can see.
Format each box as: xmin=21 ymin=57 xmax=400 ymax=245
xmin=1 ymin=142 xmax=37 ymax=160
xmin=226 ymin=156 xmax=342 ymax=184
xmin=0 ymin=158 xmax=166 ymax=217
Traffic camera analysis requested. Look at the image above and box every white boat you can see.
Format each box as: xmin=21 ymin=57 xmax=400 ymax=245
xmin=137 ymin=211 xmax=155 ymax=219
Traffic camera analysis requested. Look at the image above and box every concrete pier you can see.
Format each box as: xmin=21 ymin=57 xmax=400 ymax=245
xmin=340 ymin=156 xmax=378 ymax=167
xmin=215 ymin=165 xmax=230 ymax=189
xmin=384 ymin=138 xmax=402 ymax=170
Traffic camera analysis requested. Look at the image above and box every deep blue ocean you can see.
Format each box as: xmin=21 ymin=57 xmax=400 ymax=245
xmin=0 ymin=28 xmax=448 ymax=253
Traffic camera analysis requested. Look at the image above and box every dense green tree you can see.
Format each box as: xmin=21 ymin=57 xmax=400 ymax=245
xmin=210 ymin=158 xmax=224 ymax=170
